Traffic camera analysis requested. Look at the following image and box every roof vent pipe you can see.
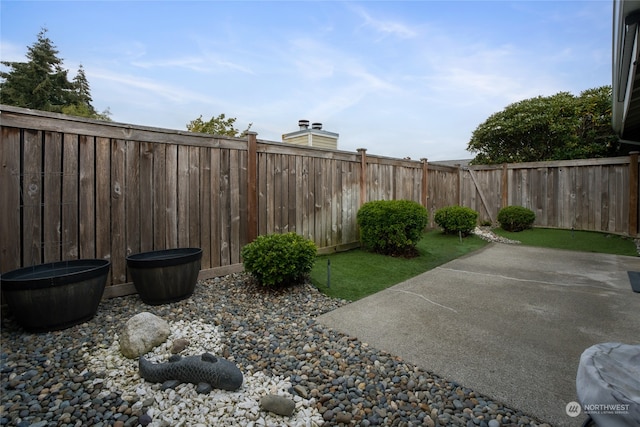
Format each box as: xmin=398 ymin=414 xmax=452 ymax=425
xmin=298 ymin=119 xmax=309 ymax=130
xmin=311 ymin=122 xmax=322 ymax=130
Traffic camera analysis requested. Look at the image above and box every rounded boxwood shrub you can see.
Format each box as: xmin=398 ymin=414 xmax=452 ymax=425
xmin=357 ymin=199 xmax=429 ymax=257
xmin=241 ymin=232 xmax=317 ymax=287
xmin=434 ymin=205 xmax=478 ymax=235
xmin=497 ymin=205 xmax=536 ymax=232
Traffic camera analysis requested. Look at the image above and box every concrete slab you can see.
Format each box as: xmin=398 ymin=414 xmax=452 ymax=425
xmin=317 ymin=244 xmax=640 ymax=426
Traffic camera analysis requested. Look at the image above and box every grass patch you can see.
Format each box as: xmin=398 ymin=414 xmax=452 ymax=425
xmin=493 ymin=227 xmax=638 ymax=256
xmin=309 ymin=227 xmax=638 ymax=301
xmin=310 ymin=230 xmax=488 ymax=301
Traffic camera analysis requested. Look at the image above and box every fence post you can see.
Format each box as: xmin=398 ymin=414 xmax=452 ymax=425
xmin=421 ymin=158 xmax=428 ymax=209
xmin=246 ymin=132 xmax=258 ymax=243
xmin=630 ymin=151 xmax=639 ymax=237
xmin=455 ymin=164 xmax=462 ymax=206
xmin=357 ymin=148 xmax=367 ymax=207
xmin=501 ymin=163 xmax=508 ymax=208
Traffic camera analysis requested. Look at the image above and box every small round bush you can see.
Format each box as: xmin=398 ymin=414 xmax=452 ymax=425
xmin=357 ymin=199 xmax=428 ymax=257
xmin=241 ymin=232 xmax=317 ymax=287
xmin=497 ymin=206 xmax=536 ymax=232
xmin=434 ymin=205 xmax=478 ymax=235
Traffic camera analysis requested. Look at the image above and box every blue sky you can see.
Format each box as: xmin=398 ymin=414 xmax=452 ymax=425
xmin=1 ymin=1 xmax=612 ymax=161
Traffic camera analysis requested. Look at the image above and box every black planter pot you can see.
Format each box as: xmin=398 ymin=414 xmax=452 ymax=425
xmin=126 ymin=248 xmax=202 ymax=305
xmin=0 ymin=259 xmax=110 ymax=332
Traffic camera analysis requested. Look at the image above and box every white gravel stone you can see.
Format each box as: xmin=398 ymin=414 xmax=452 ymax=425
xmin=84 ymin=319 xmax=324 ymax=426
xmin=472 ymin=226 xmax=521 ymax=244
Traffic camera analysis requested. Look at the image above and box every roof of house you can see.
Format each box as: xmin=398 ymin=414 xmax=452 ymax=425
xmin=612 ymin=0 xmax=640 ymax=144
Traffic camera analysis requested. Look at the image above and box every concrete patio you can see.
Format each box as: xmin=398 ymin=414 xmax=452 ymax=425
xmin=317 ymin=244 xmax=640 ymax=426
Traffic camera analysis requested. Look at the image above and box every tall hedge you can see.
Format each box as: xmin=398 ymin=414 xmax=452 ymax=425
xmin=357 ymin=199 xmax=428 ymax=256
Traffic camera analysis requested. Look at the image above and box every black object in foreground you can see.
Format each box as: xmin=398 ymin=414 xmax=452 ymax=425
xmin=139 ymin=352 xmax=243 ymax=392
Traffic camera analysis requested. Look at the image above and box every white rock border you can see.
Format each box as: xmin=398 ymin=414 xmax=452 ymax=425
xmin=472 ymin=226 xmax=521 ymax=244
xmin=83 ymin=319 xmax=324 ymax=427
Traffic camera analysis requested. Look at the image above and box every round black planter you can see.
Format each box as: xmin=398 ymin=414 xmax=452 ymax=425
xmin=0 ymin=259 xmax=111 ymax=332
xmin=126 ymin=248 xmax=202 ymax=305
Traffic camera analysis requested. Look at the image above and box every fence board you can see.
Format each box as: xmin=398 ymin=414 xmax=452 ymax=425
xmin=294 ymin=156 xmax=304 ymax=235
xmin=229 ymin=149 xmax=240 ymax=264
xmin=257 ymin=152 xmax=267 ymax=237
xmin=177 ymin=145 xmax=190 ymax=248
xmin=188 ymin=146 xmax=201 ymax=249
xmin=165 ymin=145 xmax=178 ymax=248
xmin=210 ymin=148 xmax=221 ymax=267
xmin=0 ymin=127 xmax=21 ymax=272
xmin=78 ymin=135 xmax=97 ymax=258
xmin=43 ymin=131 xmax=62 ymax=262
xmin=314 ymin=157 xmax=324 ymax=247
xmin=302 ymin=156 xmax=311 ymax=240
xmin=111 ymin=139 xmax=126 ymax=284
xmin=220 ymin=149 xmax=230 ymax=265
xmin=199 ymin=146 xmax=212 ymax=269
xmin=23 ymin=130 xmax=42 ymax=266
xmin=139 ymin=142 xmax=154 ymax=252
xmin=125 ymin=140 xmax=140 ymax=260
xmin=62 ymin=134 xmax=79 ymax=260
xmin=95 ymin=137 xmax=111 ymax=263
xmin=288 ymin=155 xmax=297 ymax=234
xmin=238 ymin=150 xmax=248 ymax=248
xmin=153 ymin=143 xmax=167 ymax=250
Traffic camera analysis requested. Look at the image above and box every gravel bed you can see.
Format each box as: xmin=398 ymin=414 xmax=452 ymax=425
xmin=1 ymin=273 xmax=552 ymax=426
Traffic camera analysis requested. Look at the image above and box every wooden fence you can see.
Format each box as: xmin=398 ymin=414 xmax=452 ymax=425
xmin=0 ymin=106 xmax=427 ymax=296
xmin=1 ymin=105 xmax=638 ymax=297
xmin=459 ymin=156 xmax=639 ymax=236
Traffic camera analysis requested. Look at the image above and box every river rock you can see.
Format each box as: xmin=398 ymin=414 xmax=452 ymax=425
xmin=171 ymin=338 xmax=190 ymax=354
xmin=259 ymin=394 xmax=296 ymax=416
xmin=119 ymin=312 xmax=171 ymax=359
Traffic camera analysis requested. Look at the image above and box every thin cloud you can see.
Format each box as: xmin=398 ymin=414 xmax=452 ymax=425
xmin=132 ymin=55 xmax=254 ymax=75
xmin=88 ymin=68 xmax=217 ymax=105
xmin=353 ymin=6 xmax=418 ymax=39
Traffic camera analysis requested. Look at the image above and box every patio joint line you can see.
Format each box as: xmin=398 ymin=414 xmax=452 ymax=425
xmin=390 ymin=289 xmax=458 ymax=313
xmin=435 ymin=267 xmax=620 ymax=291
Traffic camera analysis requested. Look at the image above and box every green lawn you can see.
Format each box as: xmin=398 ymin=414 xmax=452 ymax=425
xmin=310 ymin=228 xmax=638 ymax=301
xmin=310 ymin=230 xmax=488 ymax=301
xmin=493 ymin=227 xmax=638 ymax=256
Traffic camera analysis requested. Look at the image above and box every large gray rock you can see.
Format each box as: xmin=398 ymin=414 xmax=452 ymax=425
xmin=119 ymin=312 xmax=170 ymax=359
xmin=259 ymin=394 xmax=295 ymax=416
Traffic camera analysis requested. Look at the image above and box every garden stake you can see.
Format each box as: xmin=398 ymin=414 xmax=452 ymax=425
xmin=327 ymin=258 xmax=331 ymax=288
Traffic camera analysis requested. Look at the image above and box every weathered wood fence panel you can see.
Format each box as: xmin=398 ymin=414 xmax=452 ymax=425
xmin=1 ymin=106 xmax=638 ymax=296
xmin=256 ymin=144 xmax=363 ymax=251
xmin=460 ymin=156 xmax=639 ymax=235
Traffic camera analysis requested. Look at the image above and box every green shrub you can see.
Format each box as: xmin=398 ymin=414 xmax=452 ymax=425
xmin=434 ymin=205 xmax=478 ymax=235
xmin=497 ymin=205 xmax=536 ymax=232
xmin=480 ymin=219 xmax=492 ymax=227
xmin=357 ymin=199 xmax=429 ymax=256
xmin=241 ymin=232 xmax=317 ymax=287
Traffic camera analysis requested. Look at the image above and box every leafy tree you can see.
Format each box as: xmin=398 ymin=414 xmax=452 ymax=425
xmin=0 ymin=28 xmax=110 ymax=120
xmin=467 ymin=86 xmax=619 ymax=164
xmin=187 ymin=113 xmax=252 ymax=137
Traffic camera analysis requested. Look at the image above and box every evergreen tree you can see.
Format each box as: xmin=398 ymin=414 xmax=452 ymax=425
xmin=0 ymin=28 xmax=73 ymax=111
xmin=1 ymin=28 xmax=111 ymax=120
xmin=71 ymin=65 xmax=95 ymax=113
